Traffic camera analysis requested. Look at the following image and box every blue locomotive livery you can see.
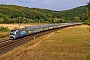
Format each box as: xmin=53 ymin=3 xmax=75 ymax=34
xmin=9 ymin=29 xmax=28 ymax=39
xmin=9 ymin=23 xmax=82 ymax=40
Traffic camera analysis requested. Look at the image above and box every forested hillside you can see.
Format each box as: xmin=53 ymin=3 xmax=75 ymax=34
xmin=58 ymin=6 xmax=86 ymax=22
xmin=0 ymin=4 xmax=87 ymax=23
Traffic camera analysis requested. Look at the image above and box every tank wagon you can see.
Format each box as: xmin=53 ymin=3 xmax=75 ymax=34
xmin=9 ymin=23 xmax=82 ymax=40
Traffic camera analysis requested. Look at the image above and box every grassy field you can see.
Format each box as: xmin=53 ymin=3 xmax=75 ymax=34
xmin=0 ymin=24 xmax=34 ymax=30
xmin=0 ymin=32 xmax=9 ymax=41
xmin=0 ymin=25 xmax=90 ymax=60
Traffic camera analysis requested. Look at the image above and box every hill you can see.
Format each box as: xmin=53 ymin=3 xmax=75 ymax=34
xmin=0 ymin=4 xmax=87 ymax=23
xmin=58 ymin=6 xmax=86 ymax=22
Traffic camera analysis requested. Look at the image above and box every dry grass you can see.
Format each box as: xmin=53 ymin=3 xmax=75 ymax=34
xmin=0 ymin=25 xmax=90 ymax=60
xmin=0 ymin=32 xmax=9 ymax=42
xmin=0 ymin=24 xmax=34 ymax=30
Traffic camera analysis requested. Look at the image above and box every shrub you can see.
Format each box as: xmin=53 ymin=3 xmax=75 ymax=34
xmin=83 ymin=20 xmax=90 ymax=24
xmin=0 ymin=26 xmax=10 ymax=32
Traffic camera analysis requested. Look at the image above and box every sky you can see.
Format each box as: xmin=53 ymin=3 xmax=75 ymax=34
xmin=0 ymin=0 xmax=89 ymax=11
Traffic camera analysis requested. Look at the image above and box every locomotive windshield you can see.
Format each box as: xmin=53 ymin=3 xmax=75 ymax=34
xmin=10 ymin=30 xmax=16 ymax=32
xmin=10 ymin=33 xmax=15 ymax=35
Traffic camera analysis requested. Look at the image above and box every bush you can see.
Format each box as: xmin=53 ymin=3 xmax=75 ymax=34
xmin=83 ymin=19 xmax=90 ymax=26
xmin=83 ymin=20 xmax=90 ymax=24
xmin=0 ymin=26 xmax=10 ymax=32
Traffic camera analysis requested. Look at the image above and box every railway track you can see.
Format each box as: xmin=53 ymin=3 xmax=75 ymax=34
xmin=0 ymin=24 xmax=81 ymax=54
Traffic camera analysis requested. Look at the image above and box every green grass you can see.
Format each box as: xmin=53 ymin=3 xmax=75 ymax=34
xmin=0 ymin=25 xmax=90 ymax=60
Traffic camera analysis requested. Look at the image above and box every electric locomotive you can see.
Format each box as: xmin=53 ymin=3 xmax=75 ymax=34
xmin=9 ymin=28 xmax=28 ymax=39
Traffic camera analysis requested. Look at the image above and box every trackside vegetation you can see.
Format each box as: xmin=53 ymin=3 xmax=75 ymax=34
xmin=0 ymin=25 xmax=90 ymax=60
xmin=0 ymin=26 xmax=9 ymax=32
xmin=0 ymin=26 xmax=10 ymax=41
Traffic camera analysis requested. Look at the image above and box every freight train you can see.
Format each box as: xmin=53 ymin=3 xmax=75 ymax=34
xmin=9 ymin=23 xmax=82 ymax=40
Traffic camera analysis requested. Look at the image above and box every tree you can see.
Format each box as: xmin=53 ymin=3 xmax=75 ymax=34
xmin=86 ymin=1 xmax=90 ymax=22
xmin=0 ymin=18 xmax=4 ymax=23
